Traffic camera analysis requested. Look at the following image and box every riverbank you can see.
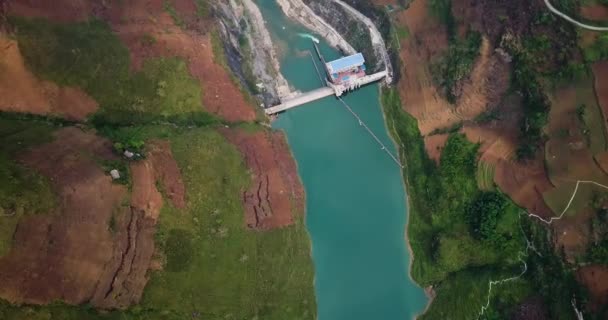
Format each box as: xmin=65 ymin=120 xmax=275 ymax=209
xmin=275 ymin=0 xmax=355 ymax=54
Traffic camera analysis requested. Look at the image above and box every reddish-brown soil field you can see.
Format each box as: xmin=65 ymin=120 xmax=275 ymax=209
xmin=92 ymin=140 xmax=184 ymax=309
xmin=7 ymin=0 xmax=257 ymax=123
xmin=7 ymin=0 xmax=91 ymax=22
xmin=577 ymin=265 xmax=608 ymax=312
xmin=222 ymin=128 xmax=305 ymax=230
xmin=581 ymin=4 xmax=608 ymax=21
xmin=0 ymin=128 xmax=184 ymax=309
xmin=395 ymin=0 xmax=456 ymax=135
xmin=395 ymin=0 xmax=509 ymax=135
xmin=0 ymin=36 xmax=98 ymax=120
xmin=463 ymin=123 xmax=555 ymax=218
xmin=593 ymin=61 xmax=608 ymax=132
xmin=552 ymin=208 xmax=594 ymax=262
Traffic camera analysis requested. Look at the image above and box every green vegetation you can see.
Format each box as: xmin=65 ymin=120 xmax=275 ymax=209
xmin=587 ymin=239 xmax=608 ymax=263
xmin=383 ymin=88 xmax=530 ymax=318
xmin=0 ymin=118 xmax=56 ymax=257
xmin=428 ymin=0 xmax=455 ymax=39
xmin=466 ymin=192 xmax=520 ymax=250
xmin=420 ymin=267 xmax=531 ymax=320
xmin=395 ymin=24 xmax=410 ymax=40
xmin=163 ymin=1 xmax=185 ymax=28
xmin=135 ymin=127 xmax=316 ymax=319
xmin=523 ymin=219 xmax=587 ymax=319
xmin=431 ymin=32 xmax=482 ymax=103
xmin=0 ymin=126 xmax=316 ymax=319
xmin=163 ymin=229 xmax=194 ymax=272
xmin=11 ymin=17 xmax=216 ymax=125
xmin=510 ymin=52 xmax=550 ymax=159
xmin=194 ymin=0 xmax=210 ymax=18
xmin=382 ymin=89 xmax=525 ymax=291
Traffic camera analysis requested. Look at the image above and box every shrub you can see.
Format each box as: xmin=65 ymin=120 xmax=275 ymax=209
xmin=431 ymin=32 xmax=482 ymax=103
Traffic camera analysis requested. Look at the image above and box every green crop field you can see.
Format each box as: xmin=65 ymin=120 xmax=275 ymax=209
xmin=476 ymin=160 xmax=496 ymax=191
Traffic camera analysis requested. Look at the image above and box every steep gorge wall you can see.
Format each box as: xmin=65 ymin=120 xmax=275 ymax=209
xmin=276 ymin=0 xmax=356 ymax=54
xmin=215 ymin=0 xmax=291 ymax=106
xmin=279 ymin=0 xmax=391 ymax=76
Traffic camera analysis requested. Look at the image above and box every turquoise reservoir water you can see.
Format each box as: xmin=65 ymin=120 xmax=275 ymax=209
xmin=256 ymin=1 xmax=428 ymax=319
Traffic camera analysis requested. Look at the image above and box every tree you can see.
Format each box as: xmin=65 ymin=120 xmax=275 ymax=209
xmin=465 ymin=192 xmax=508 ymax=243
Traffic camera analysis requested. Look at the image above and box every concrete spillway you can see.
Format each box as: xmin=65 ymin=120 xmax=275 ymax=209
xmin=265 ymin=87 xmax=335 ymax=114
xmin=265 ymin=70 xmax=388 ymax=115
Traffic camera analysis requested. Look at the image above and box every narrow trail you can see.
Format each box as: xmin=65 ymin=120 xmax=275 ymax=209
xmin=476 ymin=180 xmax=608 ymax=319
xmin=337 ymin=97 xmax=404 ymax=168
xmin=545 ymin=0 xmax=608 ymax=31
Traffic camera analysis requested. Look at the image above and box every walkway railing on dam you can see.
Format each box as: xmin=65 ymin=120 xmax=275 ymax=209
xmin=264 ymin=87 xmax=335 ymax=114
xmin=264 ymin=70 xmax=388 ymax=115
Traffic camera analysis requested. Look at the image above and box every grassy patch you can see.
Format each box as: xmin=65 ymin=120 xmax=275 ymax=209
xmin=163 ymin=229 xmax=194 ymax=272
xmin=395 ymin=24 xmax=410 ymax=40
xmin=0 ymin=118 xmax=56 ymax=257
xmin=163 ymin=1 xmax=185 ymax=28
xmin=382 ymin=89 xmax=525 ymax=285
xmin=142 ymin=128 xmax=315 ymax=319
xmin=11 ymin=17 xmax=215 ymax=125
xmin=427 ymin=0 xmax=455 ymax=39
xmin=194 ymin=0 xmax=210 ymax=18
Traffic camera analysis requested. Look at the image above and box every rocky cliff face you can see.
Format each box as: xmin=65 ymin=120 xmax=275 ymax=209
xmin=215 ymin=0 xmax=290 ymax=106
xmin=304 ymin=0 xmax=381 ymax=70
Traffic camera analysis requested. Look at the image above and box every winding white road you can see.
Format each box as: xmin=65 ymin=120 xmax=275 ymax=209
xmin=545 ymin=0 xmax=608 ymax=31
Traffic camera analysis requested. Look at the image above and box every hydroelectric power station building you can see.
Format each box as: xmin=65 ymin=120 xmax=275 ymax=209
xmin=325 ymin=53 xmax=366 ymax=87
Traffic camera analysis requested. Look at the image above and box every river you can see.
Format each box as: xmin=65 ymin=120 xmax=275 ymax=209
xmin=255 ymin=1 xmax=429 ymax=319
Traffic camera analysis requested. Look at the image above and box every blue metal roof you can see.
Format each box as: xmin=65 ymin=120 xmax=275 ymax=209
xmin=326 ymin=53 xmax=365 ymax=73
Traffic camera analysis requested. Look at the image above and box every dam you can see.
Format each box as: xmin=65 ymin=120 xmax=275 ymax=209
xmin=264 ymin=41 xmax=389 ymax=115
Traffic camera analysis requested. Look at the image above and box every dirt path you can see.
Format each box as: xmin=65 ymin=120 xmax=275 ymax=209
xmin=221 ymin=128 xmax=305 ymax=230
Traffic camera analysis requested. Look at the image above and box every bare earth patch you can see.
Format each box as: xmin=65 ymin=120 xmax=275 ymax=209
xmin=552 ymin=208 xmax=594 ymax=262
xmin=7 ymin=0 xmax=91 ymax=22
xmin=0 ymin=128 xmax=185 ymax=309
xmin=577 ymin=265 xmax=608 ymax=312
xmin=424 ymin=134 xmax=449 ymax=164
xmin=580 ymin=4 xmax=608 ymax=21
xmin=593 ymin=61 xmax=608 ymax=133
xmin=396 ymin=0 xmax=510 ymax=135
xmin=221 ymin=128 xmax=305 ymax=230
xmin=0 ymin=36 xmax=98 ymax=120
